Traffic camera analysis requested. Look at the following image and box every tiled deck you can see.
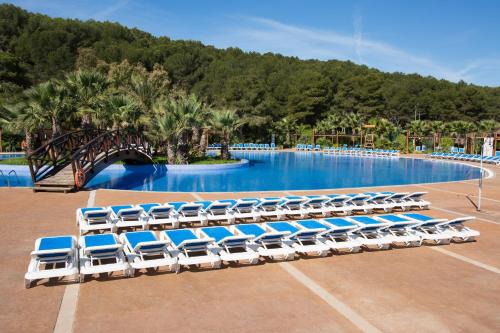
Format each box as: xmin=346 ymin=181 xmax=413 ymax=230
xmin=1 ymin=160 xmax=499 ymax=332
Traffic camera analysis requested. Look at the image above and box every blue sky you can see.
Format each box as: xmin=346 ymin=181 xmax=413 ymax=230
xmin=5 ymin=0 xmax=500 ymax=86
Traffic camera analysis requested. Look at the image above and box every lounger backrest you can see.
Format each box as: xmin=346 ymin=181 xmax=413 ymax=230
xmin=81 ymin=207 xmax=111 ymax=220
xmin=350 ymin=216 xmax=385 ymax=232
xmin=440 ymin=216 xmax=475 ymax=227
xmin=83 ymin=234 xmax=122 ymax=257
xmin=34 ymin=236 xmax=74 ymax=261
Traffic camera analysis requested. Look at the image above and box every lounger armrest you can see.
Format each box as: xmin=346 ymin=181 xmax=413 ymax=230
xmin=31 ymin=248 xmax=73 ymax=257
xmin=177 ymin=238 xmax=215 ymax=248
xmin=438 ymin=216 xmax=475 ymax=226
xmin=133 ymin=240 xmax=168 ymax=252
xmin=218 ymin=235 xmax=253 ymax=244
xmin=253 ymin=231 xmax=289 ymax=241
xmin=83 ymin=243 xmax=122 ymax=255
xmin=290 ymin=228 xmax=325 ymax=238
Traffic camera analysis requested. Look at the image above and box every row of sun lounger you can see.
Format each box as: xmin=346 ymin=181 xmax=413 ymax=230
xmin=296 ymin=144 xmax=321 ymax=151
xmin=229 ymin=143 xmax=276 ymax=150
xmin=75 ymin=192 xmax=430 ymax=235
xmin=25 ymin=213 xmax=479 ymax=288
xmin=429 ymin=152 xmax=500 ymax=165
xmin=323 ymin=147 xmax=400 ymax=156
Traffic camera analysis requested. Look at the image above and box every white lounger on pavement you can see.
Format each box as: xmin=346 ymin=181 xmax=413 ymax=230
xmin=302 ymin=195 xmax=331 ymax=216
xmin=198 ymin=226 xmax=259 ymax=264
xmin=219 ymin=199 xmax=261 ymax=222
xmin=400 ymin=213 xmax=453 ymax=244
xmin=265 ymin=221 xmax=330 ymax=256
xmin=168 ymin=202 xmax=208 ymax=226
xmin=381 ymin=192 xmax=411 ymax=211
xmin=139 ymin=203 xmax=178 ymax=229
xmin=109 ymin=205 xmax=147 ymax=230
xmin=364 ymin=192 xmax=394 ymax=213
xmin=79 ymin=233 xmax=130 ymax=282
xmin=160 ymin=229 xmax=221 ymax=269
xmin=403 ymin=192 xmax=431 ymax=210
xmin=76 ymin=207 xmax=114 ymax=235
xmin=231 ymin=224 xmax=295 ymax=260
xmin=279 ymin=196 xmax=309 ymax=218
xmin=440 ymin=216 xmax=480 ymax=242
xmin=374 ymin=215 xmax=422 ymax=247
xmin=25 ymin=235 xmax=79 ymax=288
xmin=251 ymin=197 xmax=286 ymax=220
xmin=195 ymin=201 xmax=235 ymax=224
xmin=120 ymin=231 xmax=179 ymax=276
xmin=347 ymin=216 xmax=392 ymax=250
xmin=344 ymin=193 xmax=375 ymax=214
xmin=324 ymin=195 xmax=353 ymax=215
xmin=318 ymin=218 xmax=362 ymax=252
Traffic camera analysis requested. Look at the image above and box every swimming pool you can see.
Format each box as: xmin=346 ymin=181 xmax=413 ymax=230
xmin=0 ymin=152 xmax=481 ymax=191
xmin=0 ymin=153 xmax=24 ymax=160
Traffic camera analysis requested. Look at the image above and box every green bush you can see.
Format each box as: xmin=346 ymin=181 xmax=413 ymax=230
xmin=439 ymin=137 xmax=454 ymax=152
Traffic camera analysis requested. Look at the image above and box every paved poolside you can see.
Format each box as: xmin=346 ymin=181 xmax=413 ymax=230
xmin=1 ymin=160 xmax=499 ymax=332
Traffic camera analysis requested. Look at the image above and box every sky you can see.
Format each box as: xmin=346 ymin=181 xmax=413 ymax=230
xmin=4 ymin=0 xmax=500 ymax=87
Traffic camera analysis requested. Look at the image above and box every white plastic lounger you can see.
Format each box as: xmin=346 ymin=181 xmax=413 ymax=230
xmin=403 ymin=192 xmax=431 ymax=210
xmin=344 ymin=193 xmax=375 ymax=214
xmin=109 ymin=205 xmax=147 ymax=230
xmin=400 ymin=213 xmax=452 ymax=244
xmin=302 ymin=195 xmax=331 ymax=216
xmin=231 ymin=224 xmax=295 ymax=260
xmin=160 ymin=229 xmax=221 ymax=269
xmin=279 ymin=196 xmax=308 ymax=218
xmin=76 ymin=207 xmax=114 ymax=235
xmin=364 ymin=192 xmax=394 ymax=213
xmin=139 ymin=203 xmax=179 ymax=229
xmin=347 ymin=216 xmax=392 ymax=250
xmin=374 ymin=215 xmax=421 ymax=247
xmin=119 ymin=231 xmax=179 ymax=276
xmin=437 ymin=216 xmax=479 ymax=242
xmin=168 ymin=202 xmax=208 ymax=226
xmin=324 ymin=194 xmax=353 ymax=215
xmin=198 ymin=226 xmax=259 ymax=264
xmin=219 ymin=199 xmax=261 ymax=222
xmin=251 ymin=197 xmax=286 ymax=220
xmin=320 ymin=218 xmax=362 ymax=252
xmin=195 ymin=200 xmax=235 ymax=224
xmin=79 ymin=233 xmax=129 ymax=282
xmin=381 ymin=192 xmax=412 ymax=211
xmin=25 ymin=235 xmax=79 ymax=288
xmin=265 ymin=221 xmax=330 ymax=256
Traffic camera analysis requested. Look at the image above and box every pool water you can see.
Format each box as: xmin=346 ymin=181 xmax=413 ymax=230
xmin=82 ymin=152 xmax=480 ymax=192
xmin=0 ymin=153 xmax=24 ymax=160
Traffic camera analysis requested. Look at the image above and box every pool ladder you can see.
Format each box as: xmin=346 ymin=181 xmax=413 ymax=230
xmin=0 ymin=169 xmax=19 ymax=188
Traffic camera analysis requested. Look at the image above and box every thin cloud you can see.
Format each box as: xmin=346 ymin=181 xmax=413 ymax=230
xmin=92 ymin=0 xmax=129 ymax=21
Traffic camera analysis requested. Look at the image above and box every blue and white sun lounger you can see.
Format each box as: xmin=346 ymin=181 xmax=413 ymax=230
xmin=138 ymin=203 xmax=178 ymax=229
xmin=302 ymin=195 xmax=331 ymax=216
xmin=320 ymin=218 xmax=362 ymax=252
xmin=195 ymin=200 xmax=235 ymax=224
xmin=344 ymin=193 xmax=375 ymax=214
xmin=374 ymin=215 xmax=421 ymax=247
xmin=381 ymin=192 xmax=412 ymax=211
xmin=219 ymin=199 xmax=261 ymax=222
xmin=231 ymin=224 xmax=295 ymax=260
xmin=265 ymin=221 xmax=330 ymax=256
xmin=364 ymin=192 xmax=394 ymax=213
xmin=79 ymin=233 xmax=129 ymax=281
xmin=400 ymin=213 xmax=452 ymax=244
xmin=25 ymin=235 xmax=79 ymax=288
xmin=279 ymin=196 xmax=308 ymax=218
xmin=198 ymin=226 xmax=259 ymax=264
xmin=119 ymin=231 xmax=179 ymax=276
xmin=346 ymin=216 xmax=392 ymax=250
xmin=251 ymin=197 xmax=286 ymax=219
xmin=109 ymin=205 xmax=147 ymax=230
xmin=76 ymin=207 xmax=114 ymax=235
xmin=167 ymin=202 xmax=208 ymax=226
xmin=402 ymin=192 xmax=430 ymax=210
xmin=439 ymin=216 xmax=479 ymax=242
xmin=160 ymin=229 xmax=221 ymax=269
xmin=324 ymin=194 xmax=353 ymax=215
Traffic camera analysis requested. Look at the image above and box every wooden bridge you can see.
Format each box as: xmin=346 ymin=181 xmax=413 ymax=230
xmin=27 ymin=130 xmax=153 ymax=192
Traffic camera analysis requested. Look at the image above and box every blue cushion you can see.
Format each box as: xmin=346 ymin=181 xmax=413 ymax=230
xmin=111 ymin=205 xmax=134 ymax=215
xmin=125 ymin=231 xmax=158 ymax=249
xmin=139 ymin=203 xmax=160 ymax=213
xmin=164 ymin=229 xmax=198 ymax=247
xmin=403 ymin=213 xmax=433 ymax=221
xmin=167 ymin=202 xmax=188 ymax=211
xmin=323 ymin=218 xmax=355 ymax=227
xmin=296 ymin=220 xmax=328 ymax=230
xmin=351 ymin=216 xmax=380 ymax=225
xmin=380 ymin=215 xmax=408 ymax=223
xmin=84 ymin=234 xmax=116 ymax=247
xmin=38 ymin=236 xmax=72 ymax=251
xmin=219 ymin=199 xmax=238 ymax=207
xmin=194 ymin=201 xmax=213 ymax=210
xmin=268 ymin=222 xmax=299 ymax=234
xmin=235 ymin=224 xmax=266 ymax=237
xmin=81 ymin=207 xmax=106 ymax=215
xmin=201 ymin=227 xmax=234 ymax=243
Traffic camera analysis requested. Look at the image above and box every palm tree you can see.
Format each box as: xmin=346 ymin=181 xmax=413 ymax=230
xmin=478 ymin=119 xmax=499 ymax=134
xmin=428 ymin=121 xmax=444 ymax=149
xmin=342 ymin=113 xmax=363 ymax=145
xmin=100 ymin=95 xmax=145 ymax=130
xmin=211 ymin=109 xmax=244 ymax=160
xmin=65 ymin=70 xmax=109 ymax=126
xmin=5 ymin=102 xmax=46 ymax=154
xmin=275 ymin=116 xmax=297 ymax=147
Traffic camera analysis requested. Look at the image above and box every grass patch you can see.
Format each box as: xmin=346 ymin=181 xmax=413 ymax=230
xmin=0 ymin=157 xmax=29 ymax=165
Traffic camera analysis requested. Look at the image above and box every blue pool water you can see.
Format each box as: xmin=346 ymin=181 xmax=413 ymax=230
xmin=0 ymin=152 xmax=481 ymax=191
xmin=85 ymin=152 xmax=480 ymax=192
xmin=0 ymin=153 xmax=24 ymax=160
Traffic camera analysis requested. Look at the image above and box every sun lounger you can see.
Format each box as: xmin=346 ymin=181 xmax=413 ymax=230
xmin=219 ymin=199 xmax=261 ymax=222
xmin=231 ymin=224 xmax=295 ymax=260
xmin=347 ymin=216 xmax=392 ymax=250
xmin=402 ymin=192 xmax=430 ymax=210
xmin=324 ymin=194 xmax=353 ymax=215
xmin=195 ymin=200 xmax=235 ymax=224
xmin=25 ymin=235 xmax=79 ymax=288
xmin=160 ymin=229 xmax=221 ymax=269
xmin=265 ymin=221 xmax=330 ymax=256
xmin=437 ymin=216 xmax=479 ymax=242
xmin=139 ymin=203 xmax=179 ymax=229
xmin=251 ymin=197 xmax=286 ymax=219
xmin=119 ymin=231 xmax=179 ymax=276
xmin=400 ymin=213 xmax=453 ymax=244
xmin=364 ymin=192 xmax=394 ymax=213
xmin=344 ymin=193 xmax=375 ymax=214
xmin=381 ymin=192 xmax=412 ymax=211
xmin=79 ymin=233 xmax=130 ymax=282
xmin=109 ymin=205 xmax=147 ymax=230
xmin=320 ymin=218 xmax=362 ymax=252
xmin=76 ymin=207 xmax=114 ymax=235
xmin=198 ymin=226 xmax=259 ymax=264
xmin=279 ymin=196 xmax=308 ymax=218
xmin=374 ymin=215 xmax=422 ymax=247
xmin=167 ymin=202 xmax=208 ymax=226
xmin=302 ymin=195 xmax=331 ymax=216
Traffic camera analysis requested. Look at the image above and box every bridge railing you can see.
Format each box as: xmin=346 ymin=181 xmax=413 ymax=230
xmin=26 ymin=129 xmax=101 ymax=182
xmin=70 ymin=130 xmax=152 ymax=177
